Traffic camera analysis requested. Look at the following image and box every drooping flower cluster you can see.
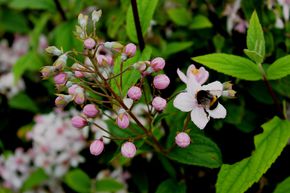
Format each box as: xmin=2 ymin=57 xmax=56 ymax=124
xmin=0 ymin=109 xmax=85 ymax=192
xmin=41 ymin=10 xmax=170 ymax=159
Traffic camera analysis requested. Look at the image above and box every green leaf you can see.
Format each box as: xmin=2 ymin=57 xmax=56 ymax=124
xmin=190 ymin=15 xmax=212 ymax=29
xmin=162 ymin=42 xmax=193 ymax=57
xmin=266 ymin=55 xmax=290 ymax=80
xmin=64 ymin=169 xmax=91 ymax=193
xmin=9 ymin=92 xmax=39 ymax=113
xmin=95 ymin=178 xmax=124 ymax=192
xmin=126 ymin=0 xmax=159 ymax=42
xmin=246 ymin=11 xmax=265 ymax=61
xmin=0 ymin=9 xmax=29 ymax=33
xmin=21 ymin=168 xmax=48 ymax=192
xmin=155 ymin=179 xmax=186 ymax=193
xmin=167 ymin=129 xmax=222 ymax=168
xmin=243 ymin=49 xmax=263 ymax=64
xmin=272 ymin=75 xmax=290 ymax=98
xmin=9 ymin=0 xmax=56 ymax=11
xmin=216 ymin=117 xmax=290 ymax=193
xmin=192 ymin=53 xmax=261 ymax=81
xmin=167 ymin=7 xmax=191 ymax=26
xmin=30 ymin=13 xmax=50 ymax=51
xmin=273 ymin=176 xmax=290 ymax=193
xmin=13 ymin=52 xmax=43 ymax=82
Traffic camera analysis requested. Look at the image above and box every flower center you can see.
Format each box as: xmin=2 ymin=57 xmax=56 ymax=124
xmin=191 ymin=68 xmax=199 ymax=75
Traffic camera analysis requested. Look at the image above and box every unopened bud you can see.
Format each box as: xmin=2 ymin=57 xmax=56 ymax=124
xmin=83 ymin=104 xmax=99 ymax=118
xmin=117 ymin=113 xmax=130 ymax=129
xmin=78 ymin=13 xmax=88 ymax=29
xmin=133 ymin=61 xmax=147 ymax=72
xmin=84 ymin=38 xmax=96 ymax=49
xmin=71 ymin=115 xmax=87 ymax=129
xmin=127 ymin=86 xmax=142 ymax=101
xmin=41 ymin=66 xmax=55 ymax=79
xmin=175 ymin=132 xmax=190 ymax=148
xmin=90 ymin=139 xmax=104 ymax=156
xmin=104 ymin=41 xmax=124 ymax=52
xmin=45 ymin=46 xmax=62 ymax=56
xmin=55 ymin=94 xmax=73 ymax=108
xmin=150 ymin=57 xmax=165 ymax=72
xmin=53 ymin=54 xmax=67 ymax=70
xmin=124 ymin=43 xmax=136 ymax=58
xmin=121 ymin=142 xmax=136 ymax=158
xmin=152 ymin=96 xmax=167 ymax=111
xmin=92 ymin=10 xmax=102 ymax=23
xmin=222 ymin=90 xmax=236 ymax=98
xmin=153 ymin=74 xmax=170 ymax=90
xmin=223 ymin=81 xmax=233 ymax=90
xmin=54 ymin=72 xmax=67 ymax=85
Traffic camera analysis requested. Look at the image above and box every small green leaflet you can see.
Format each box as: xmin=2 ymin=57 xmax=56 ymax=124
xmin=273 ymin=176 xmax=290 ymax=193
xmin=246 ymin=11 xmax=265 ymax=62
xmin=155 ymin=179 xmax=186 ymax=193
xmin=266 ymin=55 xmax=290 ymax=80
xmin=216 ymin=117 xmax=290 ymax=193
xmin=192 ymin=53 xmax=261 ymax=81
xmin=95 ymin=178 xmax=124 ymax=192
xmin=64 ymin=169 xmax=91 ymax=193
xmin=21 ymin=168 xmax=48 ymax=192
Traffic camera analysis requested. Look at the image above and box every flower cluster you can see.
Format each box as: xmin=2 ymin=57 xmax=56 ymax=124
xmin=0 ymin=110 xmax=85 ymax=192
xmin=41 ymin=10 xmax=170 ymax=158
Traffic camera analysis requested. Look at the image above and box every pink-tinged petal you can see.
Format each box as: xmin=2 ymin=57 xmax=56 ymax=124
xmin=196 ymin=67 xmax=209 ymax=84
xmin=201 ymin=81 xmax=223 ymax=97
xmin=207 ymin=103 xmax=227 ymax=119
xmin=186 ymin=64 xmax=197 ymax=77
xmin=177 ymin=68 xmax=187 ymax=83
xmin=173 ymin=92 xmax=195 ymax=112
xmin=186 ymin=76 xmax=201 ymax=96
xmin=190 ymin=107 xmax=209 ymax=129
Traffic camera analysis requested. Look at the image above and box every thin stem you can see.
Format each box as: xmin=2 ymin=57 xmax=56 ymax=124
xmin=53 ymin=0 xmax=67 ymax=21
xmin=182 ymin=113 xmax=190 ymax=132
xmin=130 ymin=0 xmax=145 ymax=51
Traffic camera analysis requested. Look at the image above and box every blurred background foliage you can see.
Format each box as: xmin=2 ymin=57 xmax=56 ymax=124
xmin=0 ymin=0 xmax=289 ymax=193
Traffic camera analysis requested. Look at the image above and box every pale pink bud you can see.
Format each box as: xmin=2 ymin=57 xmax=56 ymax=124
xmin=153 ymin=74 xmax=170 ymax=89
xmin=68 ymin=84 xmax=79 ymax=95
xmin=54 ymin=72 xmax=67 ymax=85
xmin=83 ymin=104 xmax=99 ymax=118
xmin=75 ymin=71 xmax=84 ymax=78
xmin=152 ymin=96 xmax=167 ymax=111
xmin=133 ymin=61 xmax=147 ymax=72
xmin=55 ymin=94 xmax=72 ymax=108
xmin=78 ymin=13 xmax=88 ymax=28
xmin=124 ymin=43 xmax=136 ymax=57
xmin=104 ymin=41 xmax=124 ymax=52
xmin=117 ymin=113 xmax=130 ymax=129
xmin=74 ymin=92 xmax=85 ymax=105
xmin=92 ymin=10 xmax=102 ymax=23
xmin=84 ymin=38 xmax=96 ymax=49
xmin=150 ymin=57 xmax=165 ymax=72
xmin=175 ymin=132 xmax=190 ymax=148
xmin=127 ymin=86 xmax=142 ymax=101
xmin=45 ymin=46 xmax=62 ymax=56
xmin=97 ymin=55 xmax=109 ymax=66
xmin=90 ymin=139 xmax=104 ymax=156
xmin=40 ymin=66 xmax=55 ymax=79
xmin=121 ymin=142 xmax=136 ymax=158
xmin=71 ymin=115 xmax=87 ymax=128
xmin=53 ymin=54 xmax=67 ymax=70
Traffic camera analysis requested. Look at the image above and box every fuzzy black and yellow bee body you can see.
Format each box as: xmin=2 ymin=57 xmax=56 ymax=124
xmin=196 ymin=90 xmax=219 ymax=110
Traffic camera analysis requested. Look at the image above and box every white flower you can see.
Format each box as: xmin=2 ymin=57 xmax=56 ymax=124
xmin=177 ymin=64 xmax=209 ymax=85
xmin=173 ymin=76 xmax=226 ymax=129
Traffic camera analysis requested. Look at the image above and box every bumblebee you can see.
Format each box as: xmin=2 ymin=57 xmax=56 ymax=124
xmin=196 ymin=90 xmax=219 ymax=110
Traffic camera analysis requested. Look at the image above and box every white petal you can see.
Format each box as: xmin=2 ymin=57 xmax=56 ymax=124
xmin=173 ymin=92 xmax=195 ymax=112
xmin=201 ymin=81 xmax=223 ymax=97
xmin=207 ymin=103 xmax=227 ymax=119
xmin=197 ymin=67 xmax=209 ymax=85
xmin=186 ymin=75 xmax=201 ymax=96
xmin=186 ymin=64 xmax=196 ymax=77
xmin=190 ymin=107 xmax=210 ymax=129
xmin=123 ymin=98 xmax=133 ymax=108
xmin=177 ymin=68 xmax=187 ymax=83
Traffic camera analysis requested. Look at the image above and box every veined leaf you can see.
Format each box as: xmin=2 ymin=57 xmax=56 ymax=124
xmin=167 ymin=129 xmax=222 ymax=168
xmin=273 ymin=176 xmax=290 ymax=193
xmin=190 ymin=15 xmax=212 ymax=29
xmin=246 ymin=11 xmax=265 ymax=61
xmin=21 ymin=168 xmax=48 ymax=192
xmin=216 ymin=117 xmax=290 ymax=193
xmin=244 ymin=49 xmax=263 ymax=64
xmin=192 ymin=53 xmax=261 ymax=80
xmin=126 ymin=0 xmax=159 ymax=43
xmin=266 ymin=55 xmax=290 ymax=80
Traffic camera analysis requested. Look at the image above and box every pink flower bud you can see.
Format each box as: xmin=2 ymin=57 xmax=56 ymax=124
xmin=153 ymin=74 xmax=170 ymax=90
xmin=90 ymin=139 xmax=104 ymax=156
xmin=54 ymin=72 xmax=67 ymax=85
xmin=117 ymin=113 xmax=130 ymax=129
xmin=121 ymin=142 xmax=136 ymax=158
xmin=152 ymin=96 xmax=167 ymax=111
xmin=175 ymin=132 xmax=190 ymax=148
xmin=71 ymin=116 xmax=87 ymax=129
xmin=41 ymin=66 xmax=55 ymax=79
xmin=150 ymin=57 xmax=165 ymax=72
xmin=124 ymin=43 xmax=136 ymax=57
xmin=97 ymin=55 xmax=112 ymax=66
xmin=84 ymin=38 xmax=96 ymax=49
xmin=104 ymin=41 xmax=124 ymax=52
xmin=55 ymin=94 xmax=72 ymax=108
xmin=127 ymin=86 xmax=142 ymax=101
xmin=83 ymin=104 xmax=99 ymax=118
xmin=74 ymin=71 xmax=84 ymax=78
xmin=68 ymin=84 xmax=79 ymax=95
xmin=74 ymin=93 xmax=85 ymax=105
xmin=53 ymin=54 xmax=67 ymax=70
xmin=45 ymin=46 xmax=62 ymax=56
